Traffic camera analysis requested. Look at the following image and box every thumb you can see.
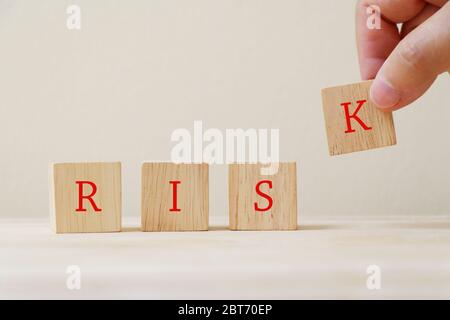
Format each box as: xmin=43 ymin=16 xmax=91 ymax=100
xmin=370 ymin=2 xmax=450 ymax=111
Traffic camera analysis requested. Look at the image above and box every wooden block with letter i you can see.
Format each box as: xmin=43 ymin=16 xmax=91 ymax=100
xmin=50 ymin=162 xmax=122 ymax=233
xmin=228 ymin=162 xmax=297 ymax=231
xmin=141 ymin=163 xmax=209 ymax=232
xmin=321 ymin=80 xmax=396 ymax=156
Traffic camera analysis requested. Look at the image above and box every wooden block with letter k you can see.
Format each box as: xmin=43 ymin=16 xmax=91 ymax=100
xmin=50 ymin=162 xmax=122 ymax=233
xmin=228 ymin=162 xmax=297 ymax=231
xmin=322 ymin=80 xmax=397 ymax=156
xmin=141 ymin=163 xmax=209 ymax=231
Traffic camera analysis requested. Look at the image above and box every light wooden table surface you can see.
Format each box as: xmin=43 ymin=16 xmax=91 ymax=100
xmin=1 ymin=216 xmax=450 ymax=299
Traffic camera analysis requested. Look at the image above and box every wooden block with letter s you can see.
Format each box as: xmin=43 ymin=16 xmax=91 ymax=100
xmin=141 ymin=162 xmax=209 ymax=232
xmin=322 ymin=80 xmax=397 ymax=156
xmin=228 ymin=162 xmax=297 ymax=231
xmin=50 ymin=162 xmax=122 ymax=233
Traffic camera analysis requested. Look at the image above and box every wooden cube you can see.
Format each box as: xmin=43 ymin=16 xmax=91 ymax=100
xmin=228 ymin=163 xmax=297 ymax=231
xmin=50 ymin=162 xmax=122 ymax=233
xmin=141 ymin=163 xmax=209 ymax=232
xmin=321 ymin=80 xmax=396 ymax=156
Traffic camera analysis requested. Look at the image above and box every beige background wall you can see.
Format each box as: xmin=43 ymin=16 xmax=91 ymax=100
xmin=0 ymin=0 xmax=449 ymax=219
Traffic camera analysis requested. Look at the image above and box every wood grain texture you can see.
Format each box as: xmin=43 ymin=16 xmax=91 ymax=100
xmin=229 ymin=163 xmax=297 ymax=231
xmin=141 ymin=163 xmax=209 ymax=232
xmin=322 ymin=80 xmax=397 ymax=156
xmin=50 ymin=162 xmax=122 ymax=233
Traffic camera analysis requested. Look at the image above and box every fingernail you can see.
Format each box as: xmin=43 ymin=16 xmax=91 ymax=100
xmin=370 ymin=78 xmax=401 ymax=109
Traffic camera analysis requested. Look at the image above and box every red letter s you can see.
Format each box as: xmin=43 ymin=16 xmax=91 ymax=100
xmin=254 ymin=180 xmax=273 ymax=212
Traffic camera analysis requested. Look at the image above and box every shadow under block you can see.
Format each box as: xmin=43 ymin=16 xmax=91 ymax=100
xmin=228 ymin=163 xmax=297 ymax=231
xmin=141 ymin=163 xmax=209 ymax=232
xmin=50 ymin=162 xmax=122 ymax=233
xmin=321 ymin=80 xmax=397 ymax=156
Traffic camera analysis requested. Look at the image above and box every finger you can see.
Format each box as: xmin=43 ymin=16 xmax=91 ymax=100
xmin=370 ymin=2 xmax=450 ymax=110
xmin=356 ymin=0 xmax=401 ymax=79
xmin=401 ymin=4 xmax=440 ymax=37
xmin=355 ymin=0 xmax=447 ymax=80
xmin=366 ymin=0 xmax=426 ymax=23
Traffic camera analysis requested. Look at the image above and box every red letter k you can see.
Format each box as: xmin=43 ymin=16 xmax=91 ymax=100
xmin=341 ymin=100 xmax=372 ymax=133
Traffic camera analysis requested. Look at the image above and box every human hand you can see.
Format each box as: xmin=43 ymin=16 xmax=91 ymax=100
xmin=356 ymin=0 xmax=450 ymax=111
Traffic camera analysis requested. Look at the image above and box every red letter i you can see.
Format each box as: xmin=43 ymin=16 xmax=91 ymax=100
xmin=169 ymin=180 xmax=181 ymax=212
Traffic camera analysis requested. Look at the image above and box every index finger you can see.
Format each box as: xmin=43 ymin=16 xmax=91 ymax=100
xmin=355 ymin=0 xmax=426 ymax=79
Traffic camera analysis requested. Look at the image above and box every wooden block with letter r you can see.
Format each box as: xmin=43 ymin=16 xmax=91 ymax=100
xmin=228 ymin=162 xmax=297 ymax=231
xmin=141 ymin=163 xmax=209 ymax=232
xmin=321 ymin=80 xmax=397 ymax=156
xmin=50 ymin=162 xmax=122 ymax=233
